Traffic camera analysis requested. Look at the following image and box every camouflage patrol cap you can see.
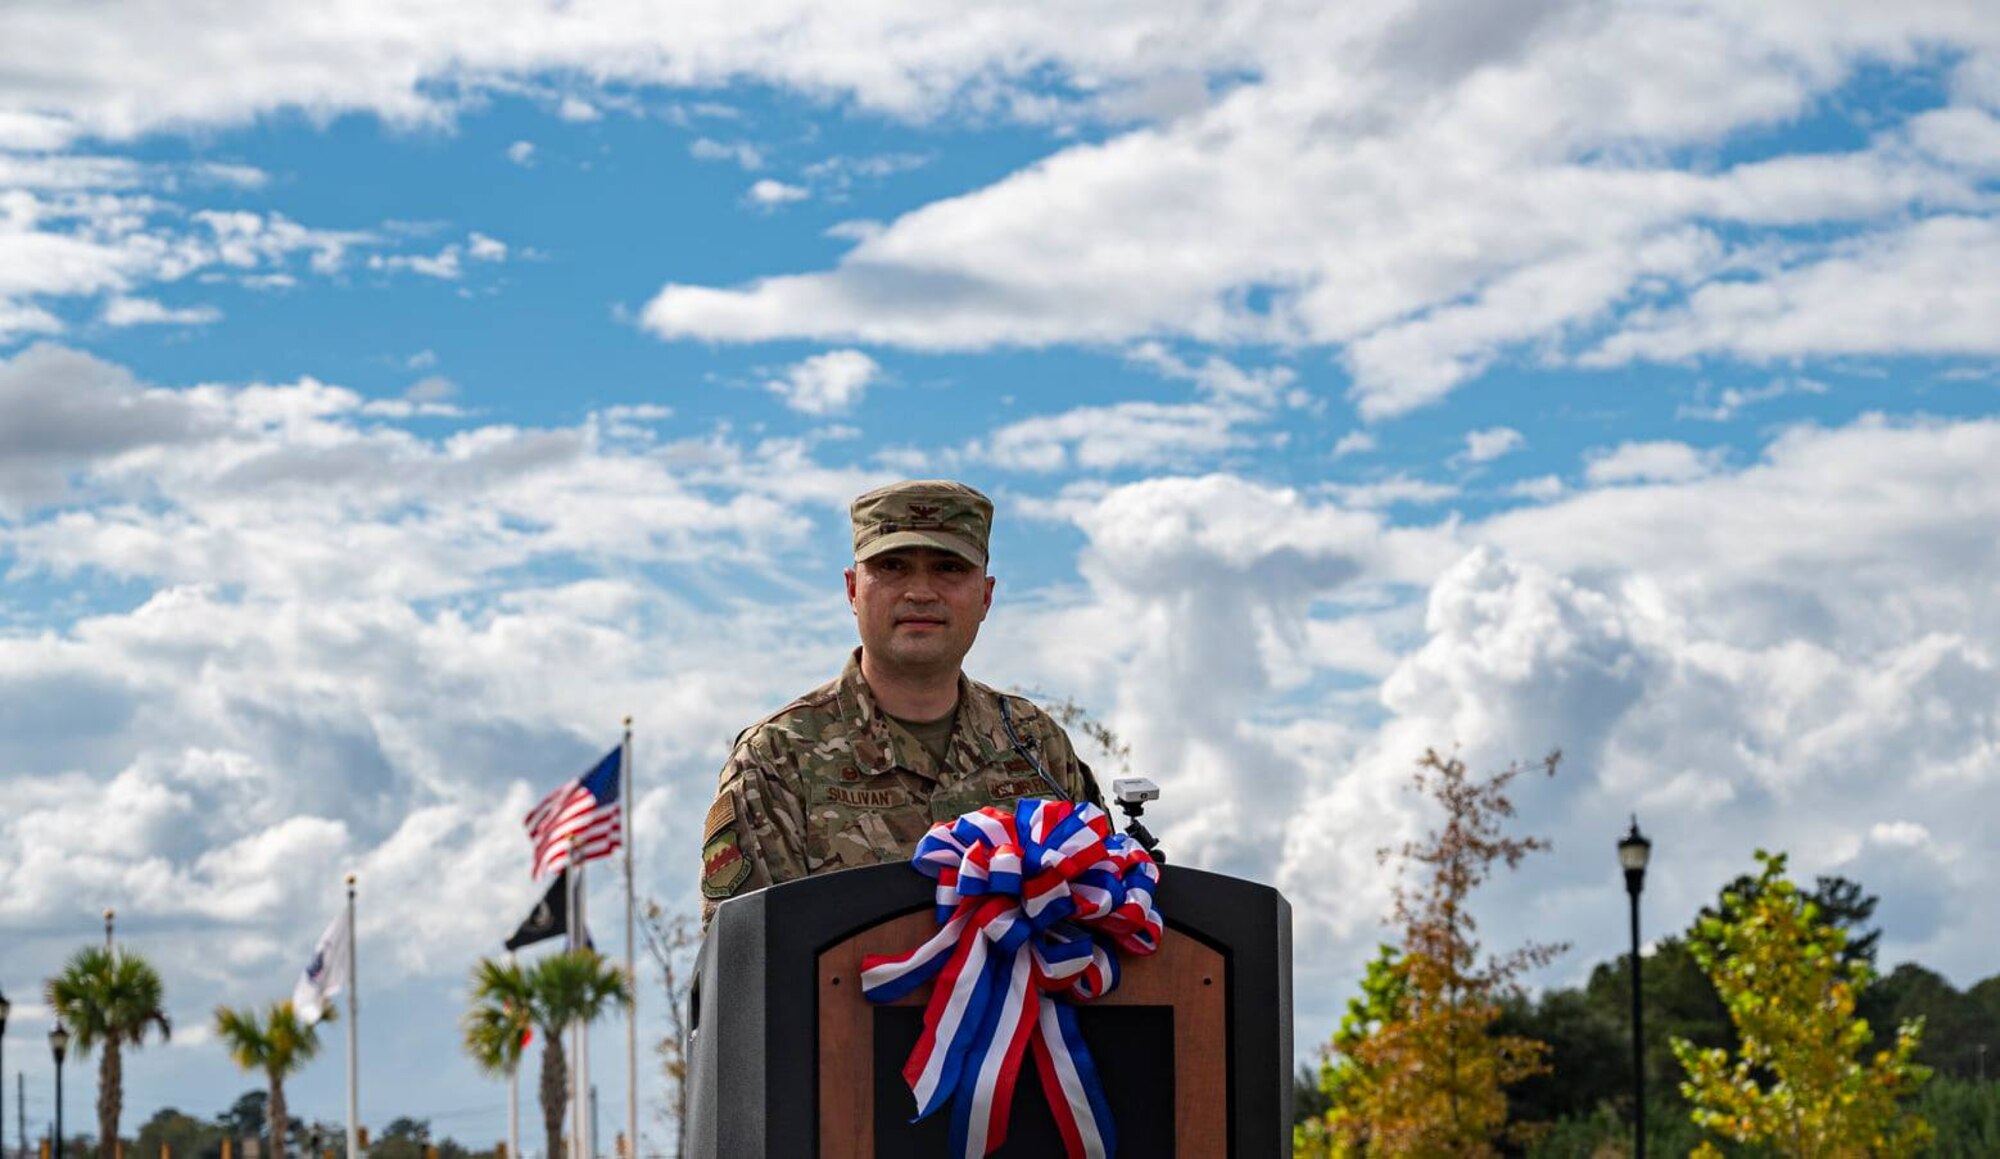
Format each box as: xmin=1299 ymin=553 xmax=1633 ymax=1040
xmin=851 ymin=480 xmax=993 ymax=568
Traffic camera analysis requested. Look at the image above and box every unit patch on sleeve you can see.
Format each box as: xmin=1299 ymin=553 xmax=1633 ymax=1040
xmin=701 ymin=832 xmax=751 ymax=899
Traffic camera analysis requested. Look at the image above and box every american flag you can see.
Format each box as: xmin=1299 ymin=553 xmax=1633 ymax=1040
xmin=525 ymin=745 xmax=623 ymax=879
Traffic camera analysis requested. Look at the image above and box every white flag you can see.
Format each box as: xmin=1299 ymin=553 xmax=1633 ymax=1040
xmin=292 ymin=911 xmax=350 ymax=1025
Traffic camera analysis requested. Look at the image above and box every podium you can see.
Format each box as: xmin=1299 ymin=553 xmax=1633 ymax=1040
xmin=685 ymin=862 xmax=1292 ymax=1156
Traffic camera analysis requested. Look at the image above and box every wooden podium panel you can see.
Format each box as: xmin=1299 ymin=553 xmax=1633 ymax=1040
xmin=818 ymin=910 xmax=1227 ymax=1157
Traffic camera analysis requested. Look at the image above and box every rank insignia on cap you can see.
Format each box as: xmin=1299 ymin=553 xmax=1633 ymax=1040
xmin=701 ymin=833 xmax=751 ymax=899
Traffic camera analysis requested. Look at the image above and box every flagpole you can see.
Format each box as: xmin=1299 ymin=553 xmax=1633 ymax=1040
xmin=345 ymin=873 xmax=359 ymax=1159
xmin=577 ymin=855 xmax=592 ymax=1159
xmin=621 ymin=717 xmax=637 ymax=1159
xmin=565 ymin=856 xmax=579 ymax=1159
xmin=506 ymin=951 xmax=520 ymax=1159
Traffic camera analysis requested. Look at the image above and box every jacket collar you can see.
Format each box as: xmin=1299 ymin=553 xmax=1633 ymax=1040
xmin=839 ymin=648 xmax=996 ymax=782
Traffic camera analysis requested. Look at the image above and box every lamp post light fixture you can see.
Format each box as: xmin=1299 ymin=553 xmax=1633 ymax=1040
xmin=50 ymin=1021 xmax=70 ymax=1159
xmin=1618 ymin=817 xmax=1653 ymax=1159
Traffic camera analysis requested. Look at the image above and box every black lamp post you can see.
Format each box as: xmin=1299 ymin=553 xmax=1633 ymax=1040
xmin=1618 ymin=817 xmax=1653 ymax=1159
xmin=0 ymin=989 xmax=10 ymax=1158
xmin=50 ymin=1021 xmax=70 ymax=1159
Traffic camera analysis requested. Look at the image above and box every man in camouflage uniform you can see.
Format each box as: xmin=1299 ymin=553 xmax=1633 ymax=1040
xmin=700 ymin=479 xmax=1103 ymax=920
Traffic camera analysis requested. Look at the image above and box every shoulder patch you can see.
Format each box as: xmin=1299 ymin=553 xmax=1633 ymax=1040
xmin=703 ymin=795 xmax=735 ymax=842
xmin=701 ymin=833 xmax=751 ymax=899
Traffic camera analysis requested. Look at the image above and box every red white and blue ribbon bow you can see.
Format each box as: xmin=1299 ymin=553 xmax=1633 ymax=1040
xmin=860 ymin=799 xmax=1163 ymax=1158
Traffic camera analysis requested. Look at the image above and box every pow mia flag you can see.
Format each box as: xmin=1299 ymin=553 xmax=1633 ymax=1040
xmin=505 ymin=875 xmax=569 ymax=951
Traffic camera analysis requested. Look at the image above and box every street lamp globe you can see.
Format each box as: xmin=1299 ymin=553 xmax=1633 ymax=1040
xmin=1618 ymin=816 xmax=1652 ymax=891
xmin=49 ymin=1022 xmax=70 ymax=1062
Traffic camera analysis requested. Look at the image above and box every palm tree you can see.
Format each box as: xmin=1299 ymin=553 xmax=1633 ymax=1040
xmin=44 ymin=947 xmax=172 ymax=1159
xmin=470 ymin=949 xmax=630 ymax=1159
xmin=213 ymin=1001 xmax=326 ymax=1159
xmin=463 ymin=959 xmax=535 ymax=1159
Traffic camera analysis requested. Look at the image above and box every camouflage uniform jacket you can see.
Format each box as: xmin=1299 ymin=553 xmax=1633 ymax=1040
xmin=700 ymin=650 xmax=1103 ymax=920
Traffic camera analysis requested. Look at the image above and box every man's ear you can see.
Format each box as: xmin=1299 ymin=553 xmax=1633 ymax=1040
xmin=844 ymin=566 xmax=859 ymax=611
xmin=981 ymin=574 xmax=995 ymax=615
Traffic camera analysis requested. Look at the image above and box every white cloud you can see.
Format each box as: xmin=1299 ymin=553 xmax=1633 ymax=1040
xmin=1324 ymin=475 xmax=1460 ymax=509
xmin=618 ymin=8 xmax=2000 ymax=414
xmin=690 ymin=138 xmax=764 ymax=170
xmin=1331 ymin=430 xmax=1376 ymax=458
xmin=6 ymin=337 xmax=2000 ymax=1104
xmin=369 ymin=245 xmax=462 ymax=279
xmin=0 ymin=0 xmax=1992 ymax=418
xmin=1584 ymin=440 xmax=1721 ymax=485
xmin=1677 ymin=376 xmax=1828 ymax=422
xmin=746 ymin=178 xmax=809 ymax=208
xmin=1588 ymin=217 xmax=2000 ymax=366
xmin=101 ymin=296 xmax=222 ymax=327
xmin=0 ymin=110 xmax=79 ymax=150
xmin=1871 ymin=821 xmax=1931 ymax=849
xmin=467 ymin=231 xmax=508 ymax=262
xmin=557 ymin=96 xmax=602 ymax=123
xmin=1461 ymin=426 xmax=1525 ymax=463
xmin=763 ymin=349 xmax=879 ymax=415
xmin=0 ymin=344 xmax=214 ymax=513
xmin=506 ymin=140 xmax=536 ymax=166
xmin=973 ymin=398 xmax=1264 ymax=473
xmin=1507 ymin=474 xmax=1565 ymax=502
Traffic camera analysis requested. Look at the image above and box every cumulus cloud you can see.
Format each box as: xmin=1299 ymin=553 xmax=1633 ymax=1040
xmin=1588 ymin=217 xmax=2000 ymax=366
xmin=1584 ymin=439 xmax=1723 ymax=485
xmin=1323 ymin=475 xmax=1460 ymax=509
xmin=746 ymin=178 xmax=809 ymax=208
xmin=100 ymin=296 xmax=222 ymax=327
xmin=1461 ymin=426 xmax=1525 ymax=463
xmin=990 ymin=415 xmax=2000 ymax=1039
xmin=622 ymin=6 xmax=2000 ymax=414
xmin=0 ymin=344 xmax=214 ymax=513
xmin=6 ymin=341 xmax=1999 ymax=1102
xmin=1676 ymin=376 xmax=1828 ymax=422
xmin=1331 ymin=430 xmax=1376 ymax=458
xmin=506 ymin=140 xmax=536 ymax=166
xmin=690 ymin=138 xmax=764 ymax=170
xmin=557 ymin=96 xmax=601 ymax=123
xmin=0 ymin=0 xmax=1993 ymax=416
xmin=764 ymin=349 xmax=879 ymax=415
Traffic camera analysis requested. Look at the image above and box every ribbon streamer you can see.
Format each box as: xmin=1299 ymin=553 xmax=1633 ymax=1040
xmin=861 ymin=799 xmax=1163 ymax=1158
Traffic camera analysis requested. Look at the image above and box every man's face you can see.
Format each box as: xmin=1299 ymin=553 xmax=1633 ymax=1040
xmin=846 ymin=547 xmax=995 ymax=679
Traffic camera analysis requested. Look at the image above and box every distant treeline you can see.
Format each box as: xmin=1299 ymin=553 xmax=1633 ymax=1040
xmin=58 ymin=1094 xmax=499 ymax=1159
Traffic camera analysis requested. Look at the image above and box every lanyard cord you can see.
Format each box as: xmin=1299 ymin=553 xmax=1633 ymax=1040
xmin=999 ymin=696 xmax=1072 ymax=801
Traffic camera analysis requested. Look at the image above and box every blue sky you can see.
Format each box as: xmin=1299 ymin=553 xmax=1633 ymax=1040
xmin=3 ymin=0 xmax=1999 ymax=1149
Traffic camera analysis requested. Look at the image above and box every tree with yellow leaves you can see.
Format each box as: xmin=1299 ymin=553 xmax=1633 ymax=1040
xmin=1309 ymin=748 xmax=1565 ymax=1157
xmin=1674 ymin=850 xmax=1932 ymax=1158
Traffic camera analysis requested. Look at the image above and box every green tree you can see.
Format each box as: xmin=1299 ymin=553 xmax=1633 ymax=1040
xmin=1297 ymin=944 xmax=1410 ymax=1156
xmin=212 ymin=1002 xmax=326 ymax=1159
xmin=1313 ymin=749 xmax=1565 ymax=1156
xmin=218 ymin=1092 xmax=268 ymax=1142
xmin=134 ymin=1108 xmax=224 ymax=1159
xmin=1859 ymin=964 xmax=2000 ymax=1082
xmin=1674 ymin=851 xmax=1932 ymax=1157
xmin=1493 ymin=986 xmax=1627 ymax=1127
xmin=471 ymin=948 xmax=631 ymax=1159
xmin=1700 ymin=872 xmax=1882 ymax=970
xmin=367 ymin=1118 xmax=431 ymax=1159
xmin=1583 ymin=934 xmax=1734 ymax=1110
xmin=1911 ymin=1076 xmax=2000 ymax=1157
xmin=44 ymin=946 xmax=173 ymax=1159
